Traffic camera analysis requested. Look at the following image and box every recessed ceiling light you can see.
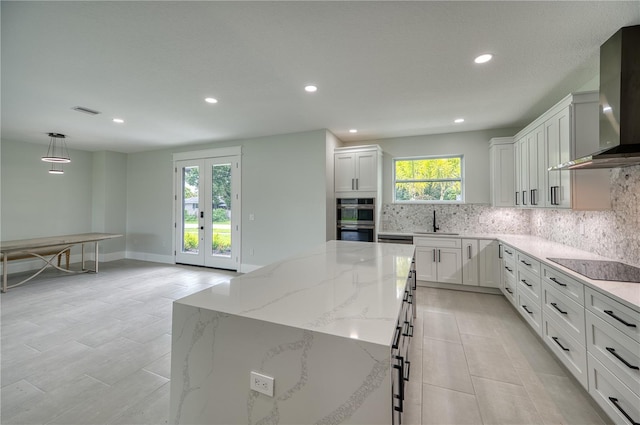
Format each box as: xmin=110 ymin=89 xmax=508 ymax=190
xmin=205 ymin=97 xmax=218 ymax=104
xmin=454 ymin=118 xmax=465 ymax=123
xmin=304 ymin=85 xmax=318 ymax=93
xmin=349 ymin=129 xmax=358 ymax=133
xmin=474 ymin=54 xmax=493 ymax=64
xmin=113 ymin=118 xmax=124 ymax=124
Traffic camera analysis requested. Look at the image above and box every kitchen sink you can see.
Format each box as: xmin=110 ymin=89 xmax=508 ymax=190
xmin=413 ymin=231 xmax=459 ymax=236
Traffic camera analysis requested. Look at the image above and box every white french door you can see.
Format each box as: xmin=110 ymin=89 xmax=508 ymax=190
xmin=175 ymin=154 xmax=240 ymax=270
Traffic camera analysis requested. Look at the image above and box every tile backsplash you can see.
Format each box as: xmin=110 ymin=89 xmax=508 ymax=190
xmin=530 ymin=165 xmax=640 ymax=268
xmin=381 ymin=204 xmax=530 ymax=235
xmin=382 ymin=165 xmax=640 ymax=267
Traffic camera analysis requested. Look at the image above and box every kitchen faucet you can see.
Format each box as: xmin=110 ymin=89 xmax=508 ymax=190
xmin=433 ymin=210 xmax=440 ymax=233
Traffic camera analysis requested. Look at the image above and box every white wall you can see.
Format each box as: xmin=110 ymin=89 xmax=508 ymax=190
xmin=1 ymin=139 xmax=94 ymax=241
xmin=344 ymin=128 xmax=517 ymax=204
xmin=126 ymin=129 xmax=330 ymax=269
xmin=0 ymin=139 xmax=127 ymax=268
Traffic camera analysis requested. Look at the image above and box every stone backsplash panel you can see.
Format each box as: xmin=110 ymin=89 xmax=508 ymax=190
xmin=530 ymin=164 xmax=640 ymax=268
xmin=381 ymin=203 xmax=530 ymax=235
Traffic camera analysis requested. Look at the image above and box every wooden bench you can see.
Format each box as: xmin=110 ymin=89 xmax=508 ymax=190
xmin=3 ymin=246 xmax=71 ymax=269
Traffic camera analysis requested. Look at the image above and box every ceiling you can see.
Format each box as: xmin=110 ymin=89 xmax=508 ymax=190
xmin=2 ymin=1 xmax=639 ymax=154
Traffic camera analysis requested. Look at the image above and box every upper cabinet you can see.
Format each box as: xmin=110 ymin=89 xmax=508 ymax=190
xmin=334 ymin=145 xmax=382 ymax=196
xmin=495 ymin=91 xmax=611 ymax=210
xmin=489 ymin=137 xmax=515 ymax=207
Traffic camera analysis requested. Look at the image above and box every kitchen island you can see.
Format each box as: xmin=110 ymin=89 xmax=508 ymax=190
xmin=170 ymin=240 xmax=416 ymax=425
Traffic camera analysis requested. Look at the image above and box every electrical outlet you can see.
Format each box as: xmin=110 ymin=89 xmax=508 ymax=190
xmin=250 ymin=371 xmax=274 ymax=397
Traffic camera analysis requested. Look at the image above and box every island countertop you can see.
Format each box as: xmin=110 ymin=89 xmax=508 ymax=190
xmin=175 ymin=240 xmax=416 ymax=347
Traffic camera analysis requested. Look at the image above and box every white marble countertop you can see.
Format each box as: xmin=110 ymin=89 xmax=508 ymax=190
xmin=175 ymin=240 xmax=416 ymax=347
xmin=379 ymin=231 xmax=639 ymax=310
xmin=497 ymin=234 xmax=640 ymax=311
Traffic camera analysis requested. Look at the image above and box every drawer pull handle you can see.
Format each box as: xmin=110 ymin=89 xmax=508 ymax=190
xmin=504 ymin=248 xmax=512 ymax=255
xmin=606 ymin=347 xmax=640 ymax=370
xmin=505 ymin=266 xmax=513 ymax=273
xmin=549 ymin=277 xmax=567 ymax=287
xmin=521 ymin=279 xmax=532 ymax=287
xmin=552 ymin=336 xmax=570 ymax=351
xmin=520 ymin=260 xmax=532 ymax=266
xmin=392 ymin=326 xmax=401 ymax=349
xmin=608 ymin=397 xmax=640 ymax=425
xmin=604 ymin=310 xmax=637 ymax=328
xmin=522 ymin=305 xmax=533 ymax=315
xmin=551 ymin=302 xmax=567 ymax=315
xmin=505 ymin=287 xmax=513 ymax=294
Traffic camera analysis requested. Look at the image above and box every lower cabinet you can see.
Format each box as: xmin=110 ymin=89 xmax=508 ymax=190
xmin=414 ymin=237 xmax=462 ymax=284
xmin=501 ymin=248 xmax=640 ymax=425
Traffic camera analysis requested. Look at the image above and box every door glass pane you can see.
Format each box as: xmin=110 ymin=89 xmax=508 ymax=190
xmin=211 ymin=163 xmax=231 ymax=257
xmin=182 ymin=165 xmax=199 ymax=253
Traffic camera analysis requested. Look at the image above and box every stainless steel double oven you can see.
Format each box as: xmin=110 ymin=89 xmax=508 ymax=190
xmin=336 ymin=198 xmax=375 ymax=242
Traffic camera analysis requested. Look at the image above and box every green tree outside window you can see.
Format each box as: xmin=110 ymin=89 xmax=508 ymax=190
xmin=394 ymin=156 xmax=463 ymax=202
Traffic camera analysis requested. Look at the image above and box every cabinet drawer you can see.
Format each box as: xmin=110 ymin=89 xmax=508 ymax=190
xmin=503 ymin=272 xmax=517 ymax=306
xmin=517 ymin=252 xmax=540 ymax=277
xmin=517 ymin=291 xmax=542 ymax=336
xmin=542 ymin=265 xmax=585 ymax=306
xmin=586 ymin=287 xmax=640 ymax=344
xmin=543 ymin=316 xmax=588 ymax=388
xmin=413 ymin=237 xmax=461 ymax=249
xmin=501 ymin=244 xmax=516 ymax=262
xmin=518 ymin=267 xmax=542 ymax=307
xmin=587 ymin=311 xmax=640 ymax=396
xmin=543 ymin=283 xmax=586 ymax=345
xmin=588 ymin=354 xmax=640 ymax=425
xmin=503 ymin=257 xmax=516 ymax=280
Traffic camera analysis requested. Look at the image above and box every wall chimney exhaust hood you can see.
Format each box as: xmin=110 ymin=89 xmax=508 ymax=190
xmin=551 ymin=25 xmax=640 ymax=170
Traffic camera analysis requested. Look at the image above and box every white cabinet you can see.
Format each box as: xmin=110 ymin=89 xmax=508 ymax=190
xmin=489 ymin=137 xmax=514 ymax=207
xmin=479 ymin=239 xmax=501 ymax=288
xmin=462 ymin=239 xmax=479 ymax=286
xmin=414 ymin=237 xmax=462 ymax=285
xmin=511 ymin=91 xmax=610 ymax=211
xmin=461 ymin=239 xmax=501 ymax=288
xmin=334 ymin=146 xmax=381 ymax=195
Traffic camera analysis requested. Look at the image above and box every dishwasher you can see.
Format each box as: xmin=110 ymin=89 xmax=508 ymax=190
xmin=377 ymin=234 xmax=414 ymax=244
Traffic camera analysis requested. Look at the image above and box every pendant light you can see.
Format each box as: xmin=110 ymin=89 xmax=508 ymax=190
xmin=42 ymin=133 xmax=70 ymax=174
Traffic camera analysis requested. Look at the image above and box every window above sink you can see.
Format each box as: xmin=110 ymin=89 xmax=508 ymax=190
xmin=393 ymin=155 xmax=464 ymax=204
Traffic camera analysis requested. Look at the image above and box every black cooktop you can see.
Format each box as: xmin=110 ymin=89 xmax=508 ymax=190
xmin=547 ymin=258 xmax=640 ymax=283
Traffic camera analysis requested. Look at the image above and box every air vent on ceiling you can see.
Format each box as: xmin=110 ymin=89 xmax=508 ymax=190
xmin=71 ymin=106 xmax=101 ymax=115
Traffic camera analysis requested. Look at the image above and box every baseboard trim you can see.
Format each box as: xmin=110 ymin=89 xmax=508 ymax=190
xmin=417 ymin=280 xmax=502 ymax=294
xmin=125 ymin=251 xmax=174 ymax=264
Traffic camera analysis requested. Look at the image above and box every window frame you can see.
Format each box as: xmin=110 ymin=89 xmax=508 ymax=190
xmin=392 ymin=154 xmax=465 ymax=204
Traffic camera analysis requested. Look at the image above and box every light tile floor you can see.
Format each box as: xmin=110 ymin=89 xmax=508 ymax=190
xmin=1 ymin=260 xmax=611 ymax=424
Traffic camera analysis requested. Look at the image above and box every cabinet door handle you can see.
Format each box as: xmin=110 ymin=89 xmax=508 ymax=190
xmin=531 ymin=189 xmax=537 ymax=205
xmin=604 ymin=310 xmax=637 ymax=328
xmin=468 ymin=245 xmax=472 ymax=259
xmin=549 ymin=277 xmax=567 ymax=287
xmin=522 ymin=305 xmax=533 ymax=314
xmin=433 ymin=249 xmax=436 ymax=262
xmin=404 ymin=359 xmax=411 ymax=382
xmin=438 ymin=249 xmax=441 ymax=263
xmin=608 ymin=397 xmax=639 ymax=425
xmin=551 ymin=302 xmax=567 ymax=314
xmin=393 ymin=355 xmax=404 ymax=412
xmin=606 ymin=347 xmax=640 ymax=370
xmin=356 ymin=178 xmax=359 ymax=190
xmin=521 ymin=279 xmax=532 ymax=287
xmin=552 ymin=336 xmax=570 ymax=351
xmin=522 ymin=190 xmax=527 ymax=205
xmin=515 ymin=191 xmax=520 ymax=205
xmin=498 ymin=244 xmax=503 ymax=259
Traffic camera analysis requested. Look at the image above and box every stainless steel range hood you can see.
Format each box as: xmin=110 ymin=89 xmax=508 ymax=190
xmin=551 ymin=25 xmax=640 ymax=170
